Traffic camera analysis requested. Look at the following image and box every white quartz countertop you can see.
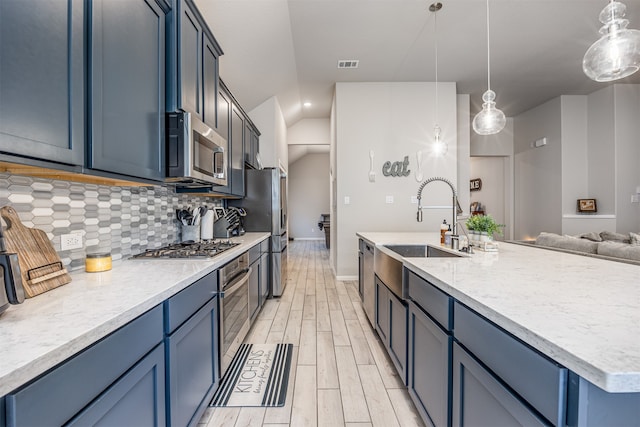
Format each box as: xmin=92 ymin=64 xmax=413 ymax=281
xmin=0 ymin=232 xmax=270 ymax=396
xmin=357 ymin=232 xmax=640 ymax=393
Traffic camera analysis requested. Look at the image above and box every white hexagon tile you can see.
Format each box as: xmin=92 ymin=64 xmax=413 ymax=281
xmin=0 ymin=173 xmax=221 ymax=271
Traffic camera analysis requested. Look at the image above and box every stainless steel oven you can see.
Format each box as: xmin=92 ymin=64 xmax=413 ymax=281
xmin=165 ymin=111 xmax=227 ymax=188
xmin=219 ymin=252 xmax=251 ymax=375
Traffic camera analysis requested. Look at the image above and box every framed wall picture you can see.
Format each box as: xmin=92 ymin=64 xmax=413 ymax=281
xmin=577 ymin=199 xmax=597 ymax=213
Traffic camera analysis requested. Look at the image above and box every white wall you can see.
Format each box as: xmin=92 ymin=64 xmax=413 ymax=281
xmin=289 ymin=153 xmax=330 ymax=239
xmin=587 ymin=87 xmax=616 ymax=214
xmin=249 ymin=96 xmax=288 ymax=171
xmin=514 ymin=97 xmax=563 ymax=240
xmin=614 ymin=85 xmax=640 ymax=233
xmin=513 ymin=84 xmax=640 ymax=238
xmin=334 ymin=82 xmax=458 ymax=278
xmin=288 ymin=118 xmax=331 ymax=145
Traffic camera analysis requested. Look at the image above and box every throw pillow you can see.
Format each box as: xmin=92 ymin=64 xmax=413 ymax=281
xmin=600 ymin=231 xmax=631 ymax=243
xmin=630 ymin=232 xmax=640 ymax=246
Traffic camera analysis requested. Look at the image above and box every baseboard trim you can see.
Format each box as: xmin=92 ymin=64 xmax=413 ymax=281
xmin=336 ymin=275 xmax=358 ymax=281
xmin=292 ymin=237 xmax=324 ymax=241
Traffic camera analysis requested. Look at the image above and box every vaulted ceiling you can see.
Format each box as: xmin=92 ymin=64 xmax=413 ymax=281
xmin=195 ymin=0 xmax=640 ymax=127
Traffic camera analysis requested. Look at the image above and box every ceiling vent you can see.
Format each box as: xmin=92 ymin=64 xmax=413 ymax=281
xmin=337 ymin=60 xmax=359 ymax=69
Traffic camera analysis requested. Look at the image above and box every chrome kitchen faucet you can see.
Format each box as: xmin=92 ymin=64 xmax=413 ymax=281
xmin=416 ymin=176 xmax=463 ymax=249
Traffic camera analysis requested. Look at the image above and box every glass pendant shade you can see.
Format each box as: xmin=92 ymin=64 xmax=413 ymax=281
xmin=432 ymin=125 xmax=447 ymax=155
xmin=473 ymin=0 xmax=506 ymax=136
xmin=583 ymin=1 xmax=640 ymax=82
xmin=473 ymin=90 xmax=506 ymax=136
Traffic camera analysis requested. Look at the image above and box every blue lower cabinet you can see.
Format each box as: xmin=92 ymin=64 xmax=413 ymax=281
xmin=1 ymin=396 xmax=5 ymax=427
xmin=452 ymin=342 xmax=547 ymax=427
xmin=408 ymin=301 xmax=451 ymax=427
xmin=5 ymin=306 xmax=163 ymax=427
xmin=166 ymin=295 xmax=219 ymax=427
xmin=66 ymin=344 xmax=166 ymax=427
xmin=375 ymin=278 xmax=407 ymax=384
xmin=259 ymin=251 xmax=269 ymax=304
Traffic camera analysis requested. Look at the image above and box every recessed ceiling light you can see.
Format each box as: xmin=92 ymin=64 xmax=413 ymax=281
xmin=303 ymin=102 xmax=312 ymax=107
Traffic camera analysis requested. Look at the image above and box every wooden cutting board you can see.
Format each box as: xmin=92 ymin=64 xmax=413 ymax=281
xmin=0 ymin=206 xmax=71 ymax=297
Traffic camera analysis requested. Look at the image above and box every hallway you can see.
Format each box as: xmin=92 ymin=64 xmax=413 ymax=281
xmin=199 ymin=240 xmax=424 ymax=427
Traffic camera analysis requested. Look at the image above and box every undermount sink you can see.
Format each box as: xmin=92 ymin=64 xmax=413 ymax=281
xmin=383 ymin=244 xmax=463 ymax=258
xmin=375 ymin=244 xmax=463 ymax=300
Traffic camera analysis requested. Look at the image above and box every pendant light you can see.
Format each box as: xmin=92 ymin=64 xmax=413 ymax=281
xmin=430 ymin=2 xmax=447 ymax=156
xmin=583 ymin=1 xmax=640 ymax=82
xmin=472 ymin=0 xmax=506 ymax=136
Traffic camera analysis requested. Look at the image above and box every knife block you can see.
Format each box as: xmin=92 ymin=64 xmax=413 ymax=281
xmin=213 ymin=218 xmax=231 ymax=239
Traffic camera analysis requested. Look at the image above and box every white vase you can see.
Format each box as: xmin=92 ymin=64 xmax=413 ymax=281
xmin=479 ymin=232 xmax=492 ymax=243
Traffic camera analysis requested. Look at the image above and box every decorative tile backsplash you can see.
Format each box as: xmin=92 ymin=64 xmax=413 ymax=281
xmin=0 ymin=173 xmax=220 ymax=271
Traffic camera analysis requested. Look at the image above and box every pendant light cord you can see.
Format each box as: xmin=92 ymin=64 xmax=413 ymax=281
xmin=486 ymin=0 xmax=491 ymax=92
xmin=434 ymin=8 xmax=439 ymax=124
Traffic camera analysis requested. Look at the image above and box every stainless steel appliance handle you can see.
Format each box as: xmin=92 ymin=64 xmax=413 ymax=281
xmin=220 ymin=267 xmax=252 ymax=298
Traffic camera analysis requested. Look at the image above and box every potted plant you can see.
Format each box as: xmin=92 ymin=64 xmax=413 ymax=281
xmin=466 ymin=214 xmax=503 ymax=242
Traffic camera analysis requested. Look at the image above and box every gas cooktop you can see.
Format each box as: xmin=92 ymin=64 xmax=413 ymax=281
xmin=131 ymin=240 xmax=240 ymax=259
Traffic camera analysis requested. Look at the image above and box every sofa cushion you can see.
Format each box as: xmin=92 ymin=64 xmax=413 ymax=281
xmin=535 ymin=232 xmax=599 ymax=254
xmin=600 ymin=231 xmax=631 ymax=243
xmin=597 ymin=241 xmax=640 ymax=262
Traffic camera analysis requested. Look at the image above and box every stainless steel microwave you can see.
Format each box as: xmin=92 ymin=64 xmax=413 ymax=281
xmin=166 ymin=111 xmax=227 ymax=187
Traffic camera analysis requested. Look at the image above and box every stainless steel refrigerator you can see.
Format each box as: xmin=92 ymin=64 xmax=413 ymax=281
xmin=229 ymin=167 xmax=287 ymax=296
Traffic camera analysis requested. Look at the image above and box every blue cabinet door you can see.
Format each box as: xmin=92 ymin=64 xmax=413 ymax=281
xmin=388 ymin=290 xmax=407 ymax=384
xmin=408 ymin=301 xmax=452 ymax=427
xmin=452 ymin=343 xmax=547 ymax=427
xmin=260 ymin=251 xmax=270 ymax=304
xmin=0 ymin=0 xmax=84 ymax=167
xmin=375 ymin=278 xmax=389 ymax=342
xmin=230 ymin=105 xmax=245 ymax=196
xmin=88 ymin=0 xmax=167 ymax=181
xmin=178 ymin=0 xmax=202 ymax=117
xmin=249 ymin=262 xmax=260 ymax=322
xmin=167 ymin=295 xmax=219 ymax=427
xmin=203 ymin=36 xmax=220 ymax=130
xmin=66 ymin=344 xmax=166 ymax=427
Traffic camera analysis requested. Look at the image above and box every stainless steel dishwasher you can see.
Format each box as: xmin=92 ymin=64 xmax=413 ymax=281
xmin=362 ymin=241 xmax=375 ymax=327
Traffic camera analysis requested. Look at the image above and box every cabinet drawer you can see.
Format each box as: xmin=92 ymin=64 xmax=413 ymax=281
xmin=6 ymin=305 xmax=163 ymax=427
xmin=260 ymin=238 xmax=270 ymax=253
xmin=165 ymin=271 xmax=218 ymax=334
xmin=66 ymin=343 xmax=165 ymax=427
xmin=249 ymin=244 xmax=261 ymax=265
xmin=454 ymin=303 xmax=567 ymax=426
xmin=406 ymin=270 xmax=453 ymax=332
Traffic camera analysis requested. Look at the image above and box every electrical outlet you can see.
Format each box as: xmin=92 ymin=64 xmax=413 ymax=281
xmin=61 ymin=233 xmax=83 ymax=250
xmin=386 ymin=195 xmax=394 ymax=204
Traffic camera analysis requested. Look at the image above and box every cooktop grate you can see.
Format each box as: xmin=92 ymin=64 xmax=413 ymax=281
xmin=131 ymin=240 xmax=240 ymax=259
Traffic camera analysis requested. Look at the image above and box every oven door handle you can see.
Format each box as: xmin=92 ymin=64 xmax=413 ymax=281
xmin=220 ymin=267 xmax=252 ymax=298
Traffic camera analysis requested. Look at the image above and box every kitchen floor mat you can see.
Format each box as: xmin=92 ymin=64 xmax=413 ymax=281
xmin=210 ymin=343 xmax=293 ymax=407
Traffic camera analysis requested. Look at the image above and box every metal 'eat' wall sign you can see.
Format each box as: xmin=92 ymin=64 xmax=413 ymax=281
xmin=382 ymin=156 xmax=410 ymax=177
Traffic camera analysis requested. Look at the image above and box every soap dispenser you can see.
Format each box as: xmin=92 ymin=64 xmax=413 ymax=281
xmin=440 ymin=220 xmax=448 ymax=245
xmin=444 ymin=224 xmax=453 ymax=247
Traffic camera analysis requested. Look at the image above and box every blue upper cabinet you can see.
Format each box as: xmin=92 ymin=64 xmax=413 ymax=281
xmin=171 ymin=0 xmax=222 ymax=128
xmin=0 ymin=0 xmax=85 ymax=168
xmin=88 ymin=0 xmax=169 ymax=181
xmin=178 ymin=1 xmax=202 ymax=117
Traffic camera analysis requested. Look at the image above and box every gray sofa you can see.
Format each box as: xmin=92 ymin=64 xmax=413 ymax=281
xmin=532 ymin=231 xmax=640 ymax=264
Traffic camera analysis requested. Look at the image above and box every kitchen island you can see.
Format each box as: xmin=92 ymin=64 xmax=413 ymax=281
xmin=358 ymin=232 xmax=640 ymax=426
xmin=0 ymin=232 xmax=269 ymax=426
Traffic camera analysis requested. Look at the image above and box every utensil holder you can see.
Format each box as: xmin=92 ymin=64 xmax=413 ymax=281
xmin=181 ymin=224 xmax=200 ymax=242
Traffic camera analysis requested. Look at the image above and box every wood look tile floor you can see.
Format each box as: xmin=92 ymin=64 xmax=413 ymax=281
xmin=198 ymin=240 xmax=425 ymax=427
